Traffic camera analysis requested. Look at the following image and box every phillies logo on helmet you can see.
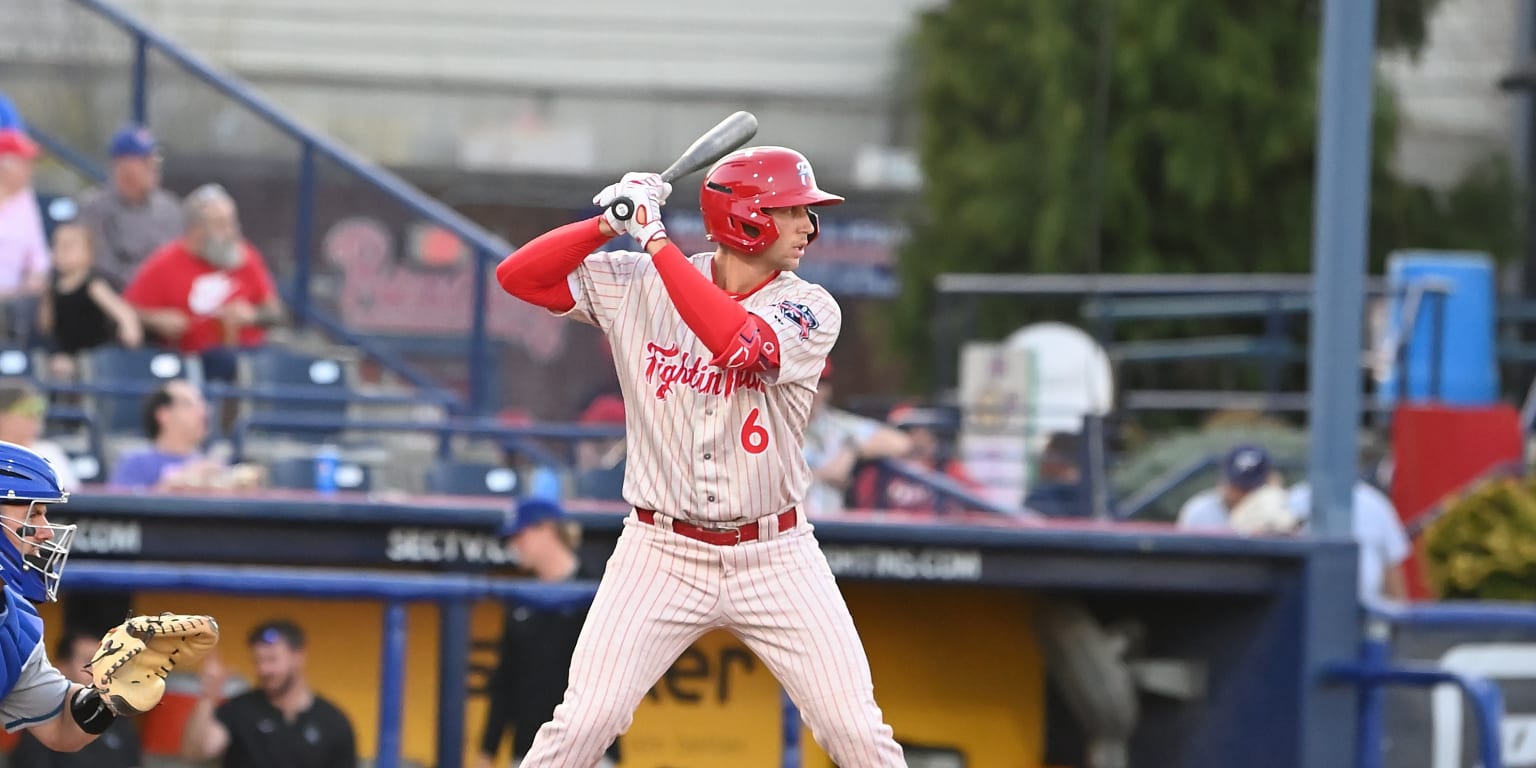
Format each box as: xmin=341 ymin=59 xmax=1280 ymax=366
xmin=777 ymin=301 xmax=819 ymax=340
xmin=796 ymin=160 xmax=813 ymax=187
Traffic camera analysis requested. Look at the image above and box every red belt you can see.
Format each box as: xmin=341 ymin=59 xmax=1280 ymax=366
xmin=636 ymin=508 xmax=798 ymax=546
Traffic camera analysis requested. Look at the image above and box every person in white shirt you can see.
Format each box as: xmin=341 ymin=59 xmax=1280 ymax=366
xmin=1177 ymin=444 xmax=1294 ymax=533
xmin=802 ymin=361 xmax=911 ymax=516
xmin=1287 ymin=481 xmax=1411 ymax=601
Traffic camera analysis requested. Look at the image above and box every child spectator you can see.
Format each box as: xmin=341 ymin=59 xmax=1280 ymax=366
xmin=37 ymin=218 xmax=143 ymax=381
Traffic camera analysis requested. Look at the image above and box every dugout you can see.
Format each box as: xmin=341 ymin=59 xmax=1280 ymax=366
xmin=38 ymin=491 xmax=1360 ymax=768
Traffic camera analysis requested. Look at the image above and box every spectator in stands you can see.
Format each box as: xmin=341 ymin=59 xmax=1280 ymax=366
xmin=0 ymin=128 xmax=50 ymax=344
xmin=182 ymin=619 xmax=358 ymax=768
xmin=1176 ymin=444 xmax=1298 ymax=534
xmin=108 ymin=378 xmax=219 ymax=490
xmin=571 ymin=393 xmax=626 ymax=501
xmin=0 ymin=380 xmax=78 ymax=491
xmin=1025 ymin=432 xmax=1088 ymax=518
xmin=76 ymin=124 xmax=182 ymax=284
xmin=36 ymin=216 xmax=144 ymax=381
xmin=124 ymin=184 xmax=284 ymax=382
xmin=1288 ymin=475 xmax=1411 ymax=602
xmin=10 ymin=627 xmax=144 ymax=768
xmin=804 ymin=361 xmax=911 ymax=516
xmin=851 ymin=403 xmax=976 ymax=513
xmin=477 ymin=498 xmax=619 ymax=768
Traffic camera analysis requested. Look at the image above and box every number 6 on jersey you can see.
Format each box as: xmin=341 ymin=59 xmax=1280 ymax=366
xmin=740 ymin=408 xmax=770 ymax=454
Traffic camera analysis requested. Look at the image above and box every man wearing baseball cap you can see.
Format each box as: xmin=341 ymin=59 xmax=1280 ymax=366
xmin=478 ymin=498 xmax=620 ymax=768
xmin=0 ymin=126 xmax=50 ymax=343
xmin=77 ymin=123 xmax=182 ymax=283
xmin=1176 ymin=443 xmax=1295 ymax=532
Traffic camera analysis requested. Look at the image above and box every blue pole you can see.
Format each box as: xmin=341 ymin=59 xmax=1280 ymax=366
xmin=377 ymin=601 xmax=407 ymax=768
xmin=292 ymin=142 xmax=316 ymax=328
xmin=1306 ymin=0 xmax=1379 ymax=538
xmin=131 ymin=33 xmax=148 ymax=126
xmin=469 ymin=246 xmax=492 ymax=416
xmin=781 ymin=687 xmax=801 ymax=768
xmin=1355 ymin=619 xmax=1391 ymax=768
xmin=436 ymin=599 xmax=471 ymax=768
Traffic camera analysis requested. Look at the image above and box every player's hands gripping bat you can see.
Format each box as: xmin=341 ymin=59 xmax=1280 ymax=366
xmin=594 ymin=173 xmax=673 ymax=244
xmin=607 ymin=110 xmax=759 ymax=223
xmin=90 ymin=612 xmax=220 ymax=716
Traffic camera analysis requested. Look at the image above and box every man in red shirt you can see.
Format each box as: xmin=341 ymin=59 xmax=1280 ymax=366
xmin=124 ymin=183 xmax=283 ymax=380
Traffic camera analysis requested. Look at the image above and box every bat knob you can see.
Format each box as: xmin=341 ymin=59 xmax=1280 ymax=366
xmin=609 ymin=197 xmax=635 ymax=223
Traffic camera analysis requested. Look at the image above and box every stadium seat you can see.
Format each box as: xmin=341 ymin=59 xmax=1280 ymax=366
xmin=265 ymin=455 xmax=372 ymax=492
xmin=241 ymin=348 xmax=353 ymax=441
xmin=0 ymin=348 xmax=38 ymax=381
xmin=66 ymin=450 xmax=106 ymax=485
xmin=37 ymin=194 xmax=79 ymax=242
xmin=80 ymin=348 xmax=203 ymax=436
xmin=574 ymin=462 xmax=625 ymax=501
xmin=423 ymin=460 xmax=520 ymax=497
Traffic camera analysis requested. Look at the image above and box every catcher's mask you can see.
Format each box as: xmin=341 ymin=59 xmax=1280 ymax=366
xmin=699 ymin=146 xmax=844 ymax=256
xmin=0 ymin=441 xmax=72 ymax=602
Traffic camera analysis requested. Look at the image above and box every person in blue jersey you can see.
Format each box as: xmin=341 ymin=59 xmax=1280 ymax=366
xmin=0 ymin=440 xmax=118 ymax=750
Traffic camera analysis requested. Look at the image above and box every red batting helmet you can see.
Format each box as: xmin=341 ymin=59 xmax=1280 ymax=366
xmin=700 ymin=146 xmax=844 ymax=255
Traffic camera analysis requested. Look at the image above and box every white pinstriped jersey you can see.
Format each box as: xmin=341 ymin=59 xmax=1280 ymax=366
xmin=559 ymin=249 xmax=839 ymax=525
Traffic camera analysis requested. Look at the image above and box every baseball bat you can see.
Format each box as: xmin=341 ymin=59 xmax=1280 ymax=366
xmin=608 ymin=110 xmax=759 ymax=222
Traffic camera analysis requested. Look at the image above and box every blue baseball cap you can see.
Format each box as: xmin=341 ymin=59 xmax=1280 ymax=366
xmin=499 ymin=497 xmax=565 ymax=540
xmin=108 ymin=124 xmax=159 ymax=158
xmin=1222 ymin=444 xmax=1273 ymax=492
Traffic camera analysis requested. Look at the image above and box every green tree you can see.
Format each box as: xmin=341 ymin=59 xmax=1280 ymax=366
xmin=895 ymin=0 xmax=1518 ymax=392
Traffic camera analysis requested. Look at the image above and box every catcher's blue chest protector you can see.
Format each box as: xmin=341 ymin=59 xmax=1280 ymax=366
xmin=0 ymin=586 xmax=43 ymax=698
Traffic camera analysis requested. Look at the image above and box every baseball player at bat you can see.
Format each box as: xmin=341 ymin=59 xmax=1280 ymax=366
xmin=0 ymin=441 xmax=216 ymax=753
xmin=497 ymin=146 xmax=907 ymax=766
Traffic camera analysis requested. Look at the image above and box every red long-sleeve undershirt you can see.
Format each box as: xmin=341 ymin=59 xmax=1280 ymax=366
xmin=494 ymin=216 xmax=608 ymax=313
xmin=495 ymin=217 xmax=778 ymax=369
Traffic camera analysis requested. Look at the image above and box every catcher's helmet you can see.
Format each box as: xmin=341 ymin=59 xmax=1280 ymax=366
xmin=700 ymin=146 xmax=844 ymax=255
xmin=0 ymin=441 xmax=72 ymax=602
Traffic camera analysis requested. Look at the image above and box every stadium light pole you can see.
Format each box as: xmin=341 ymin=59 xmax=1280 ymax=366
xmin=1307 ymin=0 xmax=1378 ymax=539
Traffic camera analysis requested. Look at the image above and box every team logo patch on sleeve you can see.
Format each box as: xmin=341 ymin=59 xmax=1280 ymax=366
xmin=777 ymin=301 xmax=819 ymax=340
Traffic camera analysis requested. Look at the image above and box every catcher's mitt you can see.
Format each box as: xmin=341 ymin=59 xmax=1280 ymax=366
xmin=90 ymin=613 xmax=219 ymax=716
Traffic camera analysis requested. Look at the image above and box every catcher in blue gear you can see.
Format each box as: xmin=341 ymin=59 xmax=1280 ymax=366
xmin=0 ymin=440 xmax=218 ymax=752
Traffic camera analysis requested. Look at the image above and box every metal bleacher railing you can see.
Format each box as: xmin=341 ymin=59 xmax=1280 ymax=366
xmin=36 ymin=0 xmax=513 ymax=416
xmin=928 ymin=271 xmax=1505 ymax=418
xmin=1325 ymin=600 xmax=1530 ymax=768
xmin=225 ymin=412 xmax=1028 ymax=517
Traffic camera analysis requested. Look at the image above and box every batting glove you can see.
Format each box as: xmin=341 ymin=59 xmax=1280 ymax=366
xmin=625 ymin=173 xmax=670 ymax=247
xmin=593 ymin=173 xmax=671 ymax=245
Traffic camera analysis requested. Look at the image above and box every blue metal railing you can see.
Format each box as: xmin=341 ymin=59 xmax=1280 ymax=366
xmin=223 ymin=412 xmax=1025 ymax=517
xmin=229 ymin=412 xmax=626 ymax=463
xmin=65 ymin=0 xmax=514 ymax=415
xmin=1321 ymin=600 xmax=1536 ymax=768
xmin=867 ymin=458 xmax=1028 ymax=518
